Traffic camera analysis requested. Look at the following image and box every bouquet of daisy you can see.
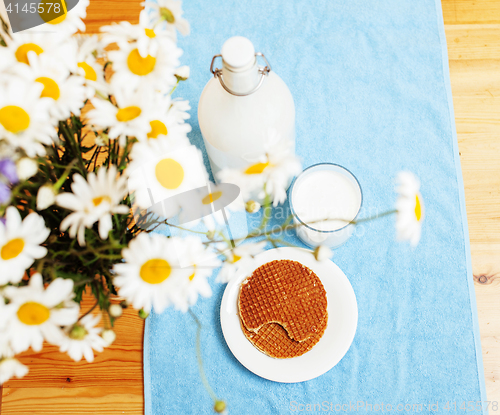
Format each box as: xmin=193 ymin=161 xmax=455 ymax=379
xmin=0 ymin=0 xmax=425 ymax=410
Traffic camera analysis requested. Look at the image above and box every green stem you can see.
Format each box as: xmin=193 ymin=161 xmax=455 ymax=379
xmin=188 ymin=309 xmax=219 ymax=403
xmin=161 ymin=221 xmax=211 ymax=235
xmin=259 ymin=185 xmax=272 ymax=231
xmin=351 ymin=209 xmax=397 ymax=224
xmin=169 ymin=79 xmax=180 ymax=95
xmin=96 ymin=90 xmax=111 ymax=101
xmin=78 ymin=299 xmax=99 ymax=321
xmin=204 ymin=209 xmax=398 ymax=246
xmin=54 ymin=159 xmax=78 ymax=191
xmin=59 ymin=121 xmax=87 ymax=177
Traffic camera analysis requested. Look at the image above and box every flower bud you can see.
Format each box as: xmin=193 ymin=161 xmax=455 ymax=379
xmin=101 ymin=329 xmax=116 ymax=345
xmin=69 ymin=323 xmax=88 ymax=340
xmin=206 ymin=230 xmax=216 ymax=240
xmin=214 ymin=400 xmax=226 ymax=413
xmin=95 ymin=133 xmax=109 ymax=147
xmin=174 ymin=65 xmax=190 ymax=81
xmin=36 ymin=185 xmax=56 ymax=210
xmin=138 ymin=309 xmax=149 ymax=319
xmin=245 ymin=200 xmax=261 ymax=213
xmin=109 ymin=304 xmax=123 ymax=318
xmin=16 ymin=157 xmax=38 ymax=180
xmin=313 ymin=245 xmax=332 ymax=261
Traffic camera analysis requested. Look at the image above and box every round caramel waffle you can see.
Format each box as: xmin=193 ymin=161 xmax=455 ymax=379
xmin=240 ymin=311 xmax=328 ymax=359
xmin=238 ymin=259 xmax=328 ymax=342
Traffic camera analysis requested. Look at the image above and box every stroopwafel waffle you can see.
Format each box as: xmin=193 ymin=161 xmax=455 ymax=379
xmin=238 ymin=259 xmax=327 ymax=342
xmin=240 ymin=311 xmax=328 ymax=359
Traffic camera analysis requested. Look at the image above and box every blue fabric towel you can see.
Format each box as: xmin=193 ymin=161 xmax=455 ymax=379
xmin=144 ymin=0 xmax=488 ymax=413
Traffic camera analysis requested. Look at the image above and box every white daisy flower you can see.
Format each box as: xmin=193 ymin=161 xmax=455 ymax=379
xmin=0 ymin=32 xmax=74 ymax=70
xmin=87 ymin=88 xmax=155 ymax=145
xmin=56 ymin=165 xmax=129 ymax=246
xmin=0 ymin=207 xmax=49 ymax=285
xmin=1 ymin=273 xmax=79 ymax=354
xmin=218 ymin=140 xmax=302 ymax=207
xmin=129 ymin=132 xmax=190 ymax=167
xmin=216 ymin=241 xmax=267 ymax=283
xmin=169 ymin=236 xmax=221 ymax=312
xmin=107 ymin=36 xmax=182 ymax=93
xmin=143 ymin=95 xmax=191 ymax=142
xmin=0 ymin=358 xmax=28 ymax=385
xmin=127 ymin=144 xmax=208 ymax=217
xmin=18 ymin=53 xmax=86 ymax=121
xmin=59 ymin=314 xmax=107 ymax=363
xmin=395 ymin=171 xmax=425 ymax=247
xmin=144 ymin=0 xmax=190 ymax=39
xmin=113 ymin=233 xmax=192 ymax=313
xmin=122 ymin=93 xmax=191 ymax=147
xmin=72 ymin=35 xmax=108 ymax=98
xmin=101 ymin=10 xmax=173 ymax=58
xmin=0 ymin=78 xmax=56 ymax=157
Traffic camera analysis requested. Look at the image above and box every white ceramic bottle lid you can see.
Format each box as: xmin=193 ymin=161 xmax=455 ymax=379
xmin=221 ymin=36 xmax=255 ymax=70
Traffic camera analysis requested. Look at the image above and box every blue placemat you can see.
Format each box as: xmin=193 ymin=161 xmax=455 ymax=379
xmin=144 ymin=0 xmax=488 ymax=413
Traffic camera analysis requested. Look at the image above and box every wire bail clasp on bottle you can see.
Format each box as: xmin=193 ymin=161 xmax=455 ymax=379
xmin=210 ymin=52 xmax=272 ymax=97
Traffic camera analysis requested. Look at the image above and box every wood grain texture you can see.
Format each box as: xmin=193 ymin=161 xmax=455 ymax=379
xmin=3 ymin=0 xmax=500 ymax=412
xmin=2 ymin=294 xmax=145 ymax=414
xmin=445 ymin=0 xmax=500 ymax=404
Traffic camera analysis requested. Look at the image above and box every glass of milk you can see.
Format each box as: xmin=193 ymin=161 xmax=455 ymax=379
xmin=290 ymin=163 xmax=362 ymax=248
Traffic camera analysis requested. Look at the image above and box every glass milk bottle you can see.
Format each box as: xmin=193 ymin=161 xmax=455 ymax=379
xmin=198 ymin=36 xmax=295 ymax=181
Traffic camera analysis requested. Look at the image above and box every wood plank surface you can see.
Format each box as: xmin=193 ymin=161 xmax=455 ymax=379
xmin=3 ymin=0 xmax=500 ymax=413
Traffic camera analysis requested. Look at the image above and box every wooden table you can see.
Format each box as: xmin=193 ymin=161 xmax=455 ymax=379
xmin=1 ymin=0 xmax=500 ymax=413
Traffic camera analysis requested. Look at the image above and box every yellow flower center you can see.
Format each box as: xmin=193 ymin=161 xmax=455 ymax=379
xmin=155 ymin=158 xmax=184 ymax=189
xmin=92 ymin=195 xmax=112 ymax=206
xmin=127 ymin=49 xmax=156 ymax=76
xmin=160 ymin=7 xmax=176 ymax=23
xmin=140 ymin=259 xmax=171 ymax=284
xmin=144 ymin=28 xmax=156 ymax=38
xmin=415 ymin=194 xmax=423 ymax=222
xmin=17 ymin=302 xmax=50 ymax=326
xmin=36 ymin=77 xmax=60 ymax=100
xmin=202 ymin=191 xmax=222 ymax=205
xmin=0 ymin=106 xmax=30 ymax=134
xmin=147 ymin=120 xmax=168 ymax=139
xmin=116 ymin=106 xmax=142 ymax=122
xmin=232 ymin=254 xmax=241 ymax=263
xmin=1 ymin=238 xmax=25 ymax=260
xmin=188 ymin=265 xmax=197 ymax=281
xmin=244 ymin=161 xmax=269 ymax=175
xmin=77 ymin=62 xmax=97 ymax=81
xmin=15 ymin=43 xmax=43 ymax=65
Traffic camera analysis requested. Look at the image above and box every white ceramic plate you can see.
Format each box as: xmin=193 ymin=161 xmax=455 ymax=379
xmin=220 ymin=247 xmax=358 ymax=383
